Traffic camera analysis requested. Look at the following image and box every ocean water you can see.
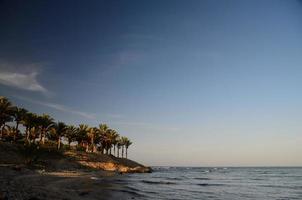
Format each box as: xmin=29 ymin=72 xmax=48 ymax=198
xmin=97 ymin=167 xmax=302 ymax=199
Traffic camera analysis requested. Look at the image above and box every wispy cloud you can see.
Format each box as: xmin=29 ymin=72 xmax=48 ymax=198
xmin=0 ymin=62 xmax=48 ymax=95
xmin=14 ymin=95 xmax=96 ymax=120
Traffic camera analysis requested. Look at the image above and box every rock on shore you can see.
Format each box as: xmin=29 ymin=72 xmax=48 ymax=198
xmin=64 ymin=151 xmax=152 ymax=173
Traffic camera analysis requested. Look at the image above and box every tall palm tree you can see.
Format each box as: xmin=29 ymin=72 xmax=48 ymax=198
xmin=108 ymin=129 xmax=119 ymax=156
xmin=124 ymin=138 xmax=132 ymax=159
xmin=28 ymin=126 xmax=39 ymax=143
xmin=0 ymin=96 xmax=16 ymax=138
xmin=39 ymin=114 xmax=54 ymax=145
xmin=98 ymin=124 xmax=109 ymax=154
xmin=104 ymin=129 xmax=116 ymax=155
xmin=12 ymin=107 xmax=28 ymax=140
xmin=21 ymin=112 xmax=36 ymax=143
xmin=76 ymin=124 xmax=89 ymax=151
xmin=117 ymin=139 xmax=122 ymax=158
xmin=50 ymin=122 xmax=67 ymax=149
xmin=120 ymin=136 xmax=128 ymax=158
xmin=88 ymin=127 xmax=99 ymax=152
xmin=65 ymin=125 xmax=77 ymax=147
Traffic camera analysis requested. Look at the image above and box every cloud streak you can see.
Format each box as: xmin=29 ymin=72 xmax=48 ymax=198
xmin=0 ymin=62 xmax=48 ymax=95
xmin=0 ymin=71 xmax=47 ymax=93
xmin=14 ymin=95 xmax=96 ymax=120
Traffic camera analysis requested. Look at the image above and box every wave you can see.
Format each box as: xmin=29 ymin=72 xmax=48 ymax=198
xmin=260 ymin=185 xmax=302 ymax=190
xmin=194 ymin=177 xmax=210 ymax=180
xmin=114 ymin=189 xmax=146 ymax=197
xmin=141 ymin=180 xmax=177 ymax=185
xmin=166 ymin=177 xmax=184 ymax=180
xmin=197 ymin=183 xmax=225 ymax=187
xmin=250 ymin=178 xmax=264 ymax=181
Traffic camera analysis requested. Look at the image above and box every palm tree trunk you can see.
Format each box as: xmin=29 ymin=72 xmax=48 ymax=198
xmin=122 ymin=146 xmax=124 ymax=158
xmin=57 ymin=137 xmax=61 ymax=149
xmin=14 ymin=122 xmax=19 ymax=141
xmin=39 ymin=131 xmax=42 ymax=142
xmin=0 ymin=124 xmax=3 ymax=139
xmin=126 ymin=148 xmax=128 ymax=159
xmin=85 ymin=143 xmax=89 ymax=152
xmin=91 ymin=136 xmax=94 ymax=152
xmin=1 ymin=123 xmax=6 ymax=139
xmin=42 ymin=134 xmax=45 ymax=144
xmin=26 ymin=128 xmax=30 ymax=143
xmin=117 ymin=148 xmax=119 ymax=158
xmin=40 ymin=128 xmax=46 ymax=145
xmin=24 ymin=127 xmax=28 ymax=143
xmin=114 ymin=145 xmax=116 ymax=156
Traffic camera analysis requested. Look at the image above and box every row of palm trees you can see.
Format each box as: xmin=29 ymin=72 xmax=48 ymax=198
xmin=0 ymin=96 xmax=132 ymax=158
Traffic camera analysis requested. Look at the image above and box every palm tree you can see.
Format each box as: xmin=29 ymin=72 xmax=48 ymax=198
xmin=124 ymin=138 xmax=132 ymax=159
xmin=12 ymin=107 xmax=28 ymax=140
xmin=104 ymin=129 xmax=116 ymax=155
xmin=88 ymin=127 xmax=99 ymax=152
xmin=28 ymin=126 xmax=39 ymax=143
xmin=65 ymin=125 xmax=77 ymax=147
xmin=39 ymin=114 xmax=54 ymax=145
xmin=50 ymin=122 xmax=67 ymax=149
xmin=108 ymin=129 xmax=119 ymax=156
xmin=117 ymin=139 xmax=122 ymax=158
xmin=21 ymin=112 xmax=36 ymax=143
xmin=76 ymin=124 xmax=89 ymax=151
xmin=98 ymin=124 xmax=109 ymax=154
xmin=0 ymin=96 xmax=16 ymax=138
xmin=120 ymin=136 xmax=128 ymax=158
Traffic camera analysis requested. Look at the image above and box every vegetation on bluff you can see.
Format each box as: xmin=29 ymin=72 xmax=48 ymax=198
xmin=0 ymin=96 xmax=132 ymax=158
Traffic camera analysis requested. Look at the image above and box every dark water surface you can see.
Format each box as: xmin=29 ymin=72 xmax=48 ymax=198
xmin=96 ymin=167 xmax=302 ymax=199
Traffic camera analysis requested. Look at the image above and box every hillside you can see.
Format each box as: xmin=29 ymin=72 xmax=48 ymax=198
xmin=0 ymin=141 xmax=151 ymax=173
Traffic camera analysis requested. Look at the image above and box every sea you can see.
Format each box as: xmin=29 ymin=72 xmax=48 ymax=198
xmin=96 ymin=167 xmax=302 ymax=199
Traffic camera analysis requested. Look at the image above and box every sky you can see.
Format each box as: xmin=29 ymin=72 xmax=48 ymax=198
xmin=0 ymin=0 xmax=302 ymax=166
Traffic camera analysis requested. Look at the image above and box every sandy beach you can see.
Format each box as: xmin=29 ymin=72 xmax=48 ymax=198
xmin=0 ymin=165 xmax=141 ymax=200
xmin=0 ymin=165 xmax=140 ymax=200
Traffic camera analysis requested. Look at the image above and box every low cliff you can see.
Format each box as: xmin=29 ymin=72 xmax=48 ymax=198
xmin=64 ymin=151 xmax=152 ymax=173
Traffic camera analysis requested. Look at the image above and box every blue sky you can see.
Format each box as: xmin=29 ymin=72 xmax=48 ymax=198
xmin=1 ymin=0 xmax=302 ymax=166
